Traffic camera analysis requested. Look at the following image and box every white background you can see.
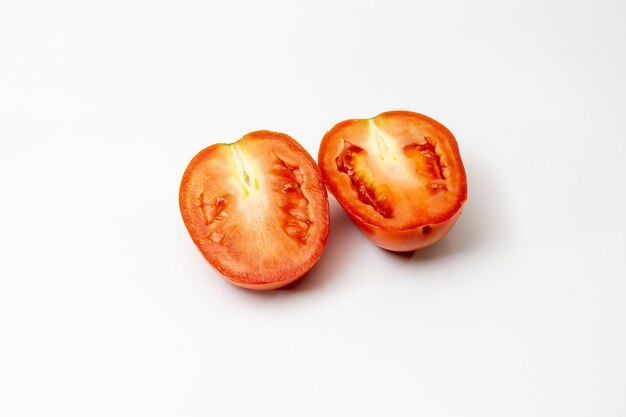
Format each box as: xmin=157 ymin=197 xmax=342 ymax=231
xmin=1 ymin=0 xmax=625 ymax=415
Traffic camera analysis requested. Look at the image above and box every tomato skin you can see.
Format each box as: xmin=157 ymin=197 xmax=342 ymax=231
xmin=349 ymin=210 xmax=462 ymax=252
xmin=318 ymin=111 xmax=467 ymax=252
xmin=180 ymin=131 xmax=330 ymax=290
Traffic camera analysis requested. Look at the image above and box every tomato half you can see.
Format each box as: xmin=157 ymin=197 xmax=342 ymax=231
xmin=318 ymin=111 xmax=467 ymax=252
xmin=180 ymin=131 xmax=330 ymax=290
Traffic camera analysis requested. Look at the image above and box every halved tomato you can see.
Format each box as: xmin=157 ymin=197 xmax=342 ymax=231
xmin=180 ymin=131 xmax=330 ymax=290
xmin=318 ymin=111 xmax=467 ymax=252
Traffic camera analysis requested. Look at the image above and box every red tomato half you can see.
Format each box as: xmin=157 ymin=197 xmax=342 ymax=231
xmin=180 ymin=131 xmax=330 ymax=290
xmin=318 ymin=111 xmax=467 ymax=252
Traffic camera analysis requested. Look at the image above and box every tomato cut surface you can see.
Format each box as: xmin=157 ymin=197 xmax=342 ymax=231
xmin=318 ymin=111 xmax=467 ymax=251
xmin=180 ymin=131 xmax=330 ymax=290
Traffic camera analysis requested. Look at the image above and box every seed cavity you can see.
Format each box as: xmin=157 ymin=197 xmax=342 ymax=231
xmin=289 ymin=209 xmax=308 ymax=222
xmin=282 ymin=182 xmax=298 ymax=192
xmin=403 ymin=139 xmax=447 ymax=192
xmin=272 ymin=153 xmax=312 ymax=244
xmin=336 ymin=141 xmax=393 ymax=218
xmin=198 ymin=192 xmax=232 ymax=246
xmin=286 ymin=220 xmax=309 ymax=240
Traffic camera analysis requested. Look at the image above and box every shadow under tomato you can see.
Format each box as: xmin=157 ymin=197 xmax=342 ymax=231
xmin=430 ymin=148 xmax=501 ymax=257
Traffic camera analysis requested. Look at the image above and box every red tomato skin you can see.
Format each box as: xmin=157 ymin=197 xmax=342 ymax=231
xmin=349 ymin=210 xmax=462 ymax=252
xmin=318 ymin=111 xmax=467 ymax=252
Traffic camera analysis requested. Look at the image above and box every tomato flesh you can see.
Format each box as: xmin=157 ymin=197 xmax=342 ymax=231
xmin=180 ymin=131 xmax=330 ymax=289
xmin=318 ymin=111 xmax=467 ymax=251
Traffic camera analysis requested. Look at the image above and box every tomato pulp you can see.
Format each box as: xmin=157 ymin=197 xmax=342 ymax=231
xmin=318 ymin=111 xmax=467 ymax=252
xmin=180 ymin=131 xmax=330 ymax=289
